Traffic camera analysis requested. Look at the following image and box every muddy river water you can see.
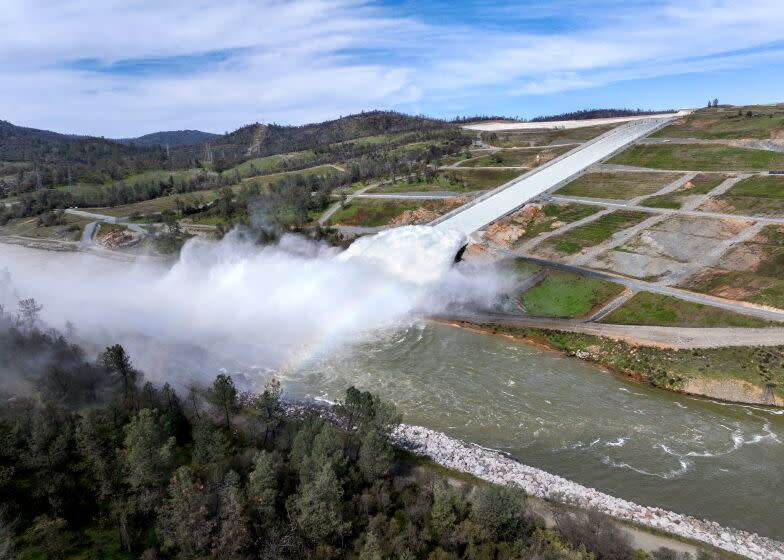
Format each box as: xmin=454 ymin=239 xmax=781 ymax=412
xmin=284 ymin=323 xmax=784 ymax=540
xmin=2 ymin=244 xmax=782 ymax=540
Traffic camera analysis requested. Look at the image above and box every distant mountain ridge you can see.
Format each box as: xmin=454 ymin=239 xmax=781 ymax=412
xmin=0 ymin=110 xmax=453 ymax=188
xmin=118 ymin=130 xmax=218 ymax=148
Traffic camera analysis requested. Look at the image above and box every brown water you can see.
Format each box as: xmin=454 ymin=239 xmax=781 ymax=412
xmin=3 ymin=244 xmax=782 ymax=540
xmin=283 ymin=323 xmax=784 ymax=540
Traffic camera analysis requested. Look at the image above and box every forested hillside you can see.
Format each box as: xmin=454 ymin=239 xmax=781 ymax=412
xmin=0 ymin=120 xmax=169 ymax=188
xmin=531 ymin=108 xmax=675 ymax=122
xmin=119 ymin=130 xmax=218 ymax=148
xmin=0 ymin=302 xmax=716 ymax=560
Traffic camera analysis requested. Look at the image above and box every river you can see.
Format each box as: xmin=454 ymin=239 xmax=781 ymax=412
xmin=2 ymin=243 xmax=783 ymax=540
xmin=283 ymin=323 xmax=784 ymax=540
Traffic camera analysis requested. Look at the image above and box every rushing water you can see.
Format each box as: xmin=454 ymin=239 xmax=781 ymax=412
xmin=283 ymin=323 xmax=784 ymax=540
xmin=3 ymin=244 xmax=783 ymax=540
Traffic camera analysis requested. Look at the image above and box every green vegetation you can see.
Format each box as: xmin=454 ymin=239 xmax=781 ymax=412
xmin=479 ymin=323 xmax=784 ymax=401
xmin=652 ymin=106 xmax=784 ymax=140
xmin=521 ymin=269 xmax=624 ymax=318
xmin=240 ymin=164 xmax=341 ymax=191
xmin=729 ymin=174 xmax=784 ymax=197
xmin=501 ymin=258 xmax=542 ymax=284
xmin=515 ymin=203 xmax=599 ymax=241
xmin=608 ymin=144 xmax=784 ymax=171
xmin=94 ymin=192 xmax=220 ymax=217
xmin=540 ymin=210 xmax=647 ymax=255
xmin=374 ymin=168 xmax=522 ymax=193
xmin=481 ymin=124 xmax=615 ymax=147
xmin=0 ymin=112 xmax=472 ymax=235
xmin=683 ymin=268 xmax=784 ymax=310
xmin=329 ymin=198 xmax=454 ymax=227
xmin=1 ymin=211 xmax=89 ymax=241
xmin=641 ymin=173 xmax=727 ymax=209
xmin=0 ymin=316 xmax=701 ymax=560
xmin=556 ymin=171 xmax=683 ymax=200
xmin=459 ymin=146 xmax=571 ymax=168
xmin=703 ymin=174 xmax=784 ymax=216
xmin=602 ymin=291 xmax=774 ymax=327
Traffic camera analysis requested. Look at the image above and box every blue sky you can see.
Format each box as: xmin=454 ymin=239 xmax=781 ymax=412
xmin=1 ymin=0 xmax=783 ymax=137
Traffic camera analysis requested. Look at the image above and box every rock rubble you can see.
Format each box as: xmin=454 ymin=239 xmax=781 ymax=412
xmin=392 ymin=424 xmax=784 ymax=560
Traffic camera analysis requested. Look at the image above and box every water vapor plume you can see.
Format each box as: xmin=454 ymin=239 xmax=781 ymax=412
xmin=0 ymin=226 xmax=509 ymax=389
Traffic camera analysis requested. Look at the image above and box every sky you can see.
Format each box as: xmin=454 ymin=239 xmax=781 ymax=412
xmin=1 ymin=0 xmax=784 ymax=137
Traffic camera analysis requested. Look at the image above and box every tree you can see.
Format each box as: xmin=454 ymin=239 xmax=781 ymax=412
xmin=713 ymin=98 xmax=719 ymax=107
xmin=191 ymin=419 xmax=228 ymax=465
xmin=219 ymin=186 xmax=234 ymax=218
xmin=247 ymin=451 xmax=278 ymax=527
xmin=338 ymin=386 xmax=401 ymax=437
xmin=157 ymin=466 xmax=215 ymax=559
xmin=430 ymin=481 xmax=466 ymax=542
xmin=17 ymin=298 xmax=42 ymax=329
xmin=100 ymin=344 xmax=139 ymax=405
xmin=207 ymin=374 xmax=238 ymax=430
xmin=289 ymin=463 xmax=349 ymax=545
xmin=213 ymin=471 xmax=250 ymax=560
xmin=245 ymin=377 xmax=281 ymax=445
xmin=23 ymin=516 xmax=68 ymax=560
xmin=470 ymin=485 xmax=526 ymax=541
xmin=0 ymin=514 xmax=15 ymax=560
xmin=299 ymin=423 xmax=346 ymax=483
xmin=359 ymin=532 xmax=384 ymax=560
xmin=76 ymin=410 xmax=120 ymax=502
xmin=123 ymin=409 xmax=175 ymax=512
xmin=358 ymin=428 xmax=394 ymax=482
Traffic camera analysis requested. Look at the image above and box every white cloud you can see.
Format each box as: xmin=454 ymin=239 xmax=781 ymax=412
xmin=1 ymin=0 xmax=783 ymax=135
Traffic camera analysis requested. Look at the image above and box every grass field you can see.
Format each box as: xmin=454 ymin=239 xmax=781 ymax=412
xmin=641 ymin=173 xmax=727 ymax=209
xmin=52 ymin=169 xmax=204 ymax=199
xmin=602 ymin=291 xmax=773 ymax=327
xmin=608 ymin=144 xmax=784 ymax=171
xmin=513 ymin=203 xmax=598 ymax=242
xmin=328 ymin=198 xmax=454 ymax=227
xmin=1 ymin=213 xmax=91 ymax=241
xmin=481 ymin=124 xmax=615 ymax=147
xmin=704 ymin=175 xmax=784 ymax=216
xmin=488 ymin=324 xmax=784 ymax=400
xmin=520 ymin=269 xmax=623 ymax=318
xmin=539 ymin=210 xmax=647 ymax=255
xmin=95 ymin=191 xmax=220 ymax=217
xmin=241 ymin=164 xmax=341 ymax=189
xmin=458 ymin=146 xmax=571 ymax=168
xmin=373 ymin=168 xmax=523 ymax=193
xmin=500 ymin=258 xmax=542 ymax=284
xmin=682 ymin=268 xmax=784 ymax=310
xmin=223 ymin=151 xmax=319 ymax=178
xmin=556 ymin=171 xmax=683 ymax=200
xmin=652 ymin=106 xmax=784 ymax=140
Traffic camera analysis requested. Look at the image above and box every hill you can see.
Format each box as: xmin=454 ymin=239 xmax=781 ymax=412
xmin=0 ymin=119 xmax=167 ymax=188
xmin=530 ymin=108 xmax=675 ymax=122
xmin=174 ymin=110 xmax=449 ymax=164
xmin=119 ymin=129 xmax=218 ymax=148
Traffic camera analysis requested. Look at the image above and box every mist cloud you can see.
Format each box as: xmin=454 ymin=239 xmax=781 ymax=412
xmin=0 ymin=227 xmax=509 ymax=389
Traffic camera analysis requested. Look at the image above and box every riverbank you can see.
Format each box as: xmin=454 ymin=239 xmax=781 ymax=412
xmin=392 ymin=424 xmax=784 ymax=560
xmin=436 ymin=318 xmax=784 ymax=407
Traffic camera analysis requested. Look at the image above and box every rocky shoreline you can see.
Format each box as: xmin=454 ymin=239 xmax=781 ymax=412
xmin=391 ymin=424 xmax=784 ymax=560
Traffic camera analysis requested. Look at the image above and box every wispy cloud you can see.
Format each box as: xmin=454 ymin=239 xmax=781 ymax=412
xmin=1 ymin=0 xmax=783 ymax=136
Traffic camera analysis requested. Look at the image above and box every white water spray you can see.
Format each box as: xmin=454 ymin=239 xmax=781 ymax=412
xmin=0 ymin=226 xmax=507 ymax=388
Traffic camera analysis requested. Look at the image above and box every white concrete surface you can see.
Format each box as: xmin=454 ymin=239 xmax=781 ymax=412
xmin=462 ymin=109 xmax=691 ymax=131
xmin=433 ymin=117 xmax=674 ymax=235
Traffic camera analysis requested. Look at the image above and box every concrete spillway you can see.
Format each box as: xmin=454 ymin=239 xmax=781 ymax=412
xmin=432 ymin=117 xmax=675 ymax=235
